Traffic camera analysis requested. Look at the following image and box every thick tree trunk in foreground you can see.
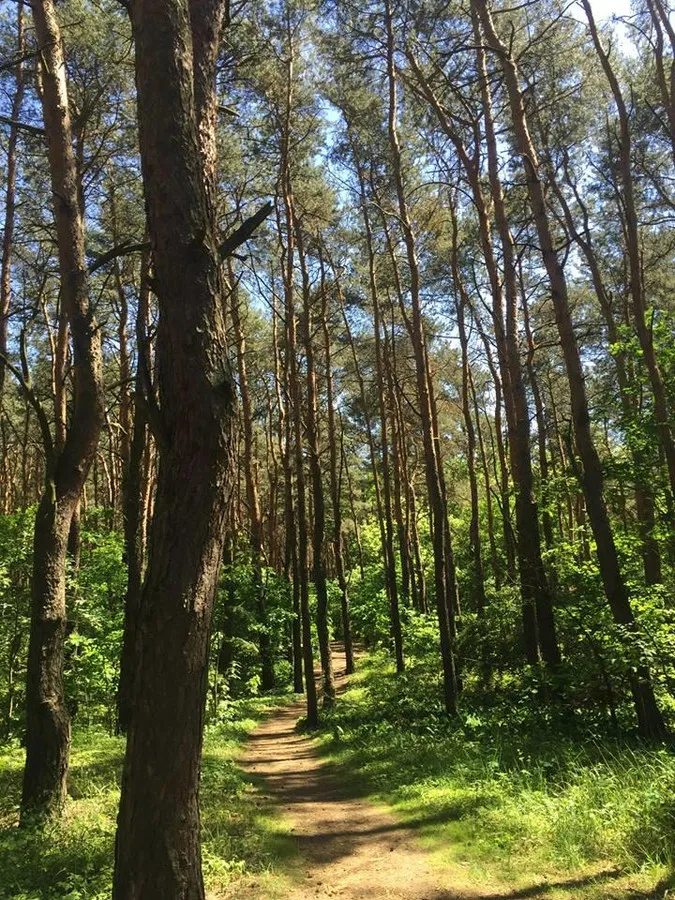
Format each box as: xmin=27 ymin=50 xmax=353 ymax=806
xmin=113 ymin=0 xmax=236 ymax=894
xmin=21 ymin=0 xmax=104 ymax=822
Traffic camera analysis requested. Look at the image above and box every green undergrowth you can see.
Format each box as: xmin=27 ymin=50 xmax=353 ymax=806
xmin=0 ymin=691 xmax=295 ymax=900
xmin=317 ymin=651 xmax=675 ymax=898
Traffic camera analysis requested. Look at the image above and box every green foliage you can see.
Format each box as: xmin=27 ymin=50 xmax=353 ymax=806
xmin=0 ymin=510 xmax=34 ymax=740
xmin=65 ymin=523 xmax=126 ymax=732
xmin=0 ymin=695 xmax=296 ymax=899
xmin=209 ymin=551 xmax=297 ymax=710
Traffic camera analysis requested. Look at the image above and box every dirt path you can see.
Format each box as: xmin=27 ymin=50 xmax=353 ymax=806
xmin=232 ymin=648 xmax=459 ymax=900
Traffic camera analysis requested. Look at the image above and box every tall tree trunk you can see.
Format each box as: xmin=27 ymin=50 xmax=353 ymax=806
xmin=410 ymin=36 xmax=559 ymax=668
xmin=117 ymin=250 xmax=151 ymax=734
xmin=113 ymin=0 xmax=238 ymax=892
xmin=319 ymin=256 xmax=355 ymax=674
xmin=475 ymin=0 xmax=666 ymax=739
xmin=384 ymin=0 xmax=456 ymax=712
xmin=450 ymin=212 xmax=487 ymax=620
xmin=469 ymin=366 xmax=500 ymax=590
xmin=21 ymin=0 xmax=104 ymax=822
xmin=0 ymin=0 xmax=24 ymax=403
xmin=343 ymin=130 xmax=405 ymax=671
xmin=583 ymin=0 xmax=675 ymax=505
xmin=278 ymin=33 xmax=319 ymax=725
xmin=295 ymin=227 xmax=335 ymax=706
xmin=229 ymin=264 xmax=275 ymax=690
xmin=275 ymin=285 xmax=304 ymax=693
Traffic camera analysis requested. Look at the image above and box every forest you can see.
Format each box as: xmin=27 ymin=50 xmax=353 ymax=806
xmin=1 ymin=0 xmax=675 ymax=896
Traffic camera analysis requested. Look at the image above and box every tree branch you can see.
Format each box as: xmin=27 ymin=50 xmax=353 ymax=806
xmin=0 ymin=342 xmax=54 ymax=461
xmin=88 ymin=239 xmax=151 ymax=274
xmin=0 ymin=114 xmax=44 ymax=137
xmin=218 ymin=201 xmax=274 ymax=260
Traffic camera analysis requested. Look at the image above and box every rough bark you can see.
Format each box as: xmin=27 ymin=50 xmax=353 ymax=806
xmin=113 ymin=0 xmax=238 ymax=893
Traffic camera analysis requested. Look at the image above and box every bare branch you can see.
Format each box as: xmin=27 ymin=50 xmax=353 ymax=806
xmin=218 ymin=201 xmax=274 ymax=260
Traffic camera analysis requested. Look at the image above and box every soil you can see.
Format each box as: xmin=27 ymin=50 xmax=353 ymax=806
xmin=231 ymin=648 xmax=460 ymax=900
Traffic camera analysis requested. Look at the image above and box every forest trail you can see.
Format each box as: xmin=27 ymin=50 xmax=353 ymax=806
xmin=228 ymin=647 xmax=460 ymax=900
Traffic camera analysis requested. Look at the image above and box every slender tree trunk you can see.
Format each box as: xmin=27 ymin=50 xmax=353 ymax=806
xmin=278 ymin=36 xmax=318 ymax=725
xmin=476 ymin=0 xmax=666 ymax=738
xmin=0 ymin=0 xmax=24 ymax=403
xmin=469 ymin=367 xmax=500 ymax=590
xmin=229 ymin=264 xmax=275 ymax=690
xmin=275 ymin=286 xmax=304 ymax=693
xmin=117 ymin=250 xmax=150 ymax=734
xmin=342 ymin=130 xmax=405 ymax=671
xmin=319 ymin=257 xmax=355 ymax=674
xmin=295 ymin=227 xmax=335 ymax=706
xmin=583 ymin=0 xmax=675 ymax=504
xmin=21 ymin=0 xmax=104 ymax=822
xmin=384 ymin=0 xmax=456 ymax=711
xmin=450 ymin=213 xmax=487 ymax=619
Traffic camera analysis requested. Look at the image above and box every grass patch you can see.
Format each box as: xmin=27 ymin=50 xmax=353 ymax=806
xmin=0 ymin=692 xmax=296 ymax=900
xmin=317 ymin=651 xmax=675 ymax=898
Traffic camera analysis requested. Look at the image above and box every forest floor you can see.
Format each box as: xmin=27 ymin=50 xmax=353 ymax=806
xmin=229 ymin=653 xmax=454 ymax=900
xmin=219 ymin=647 xmax=672 ymax=900
xmin=0 ymin=649 xmax=672 ymax=899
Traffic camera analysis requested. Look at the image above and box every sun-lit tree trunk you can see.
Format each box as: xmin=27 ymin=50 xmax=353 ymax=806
xmin=20 ymin=0 xmax=105 ymax=822
xmin=410 ymin=33 xmax=559 ymax=669
xmin=0 ymin=0 xmax=25 ymax=405
xmin=645 ymin=0 xmax=675 ymax=164
xmin=344 ymin=130 xmax=405 ymax=671
xmin=228 ymin=263 xmax=275 ymax=690
xmin=295 ymin=225 xmax=335 ymax=706
xmin=278 ymin=28 xmax=318 ymax=724
xmin=385 ymin=0 xmax=456 ymax=712
xmin=468 ymin=365 xmax=500 ymax=590
xmin=319 ymin=255 xmax=354 ymax=675
xmin=580 ymin=8 xmax=675 ymax=502
xmin=450 ymin=210 xmax=487 ymax=620
xmin=476 ymin=0 xmax=666 ymax=739
xmin=274 ymin=283 xmax=304 ymax=693
xmin=474 ymin=23 xmax=560 ymax=669
xmin=544 ymin=159 xmax=662 ymax=585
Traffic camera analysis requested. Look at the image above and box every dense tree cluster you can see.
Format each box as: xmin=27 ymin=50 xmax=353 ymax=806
xmin=1 ymin=0 xmax=675 ymax=893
